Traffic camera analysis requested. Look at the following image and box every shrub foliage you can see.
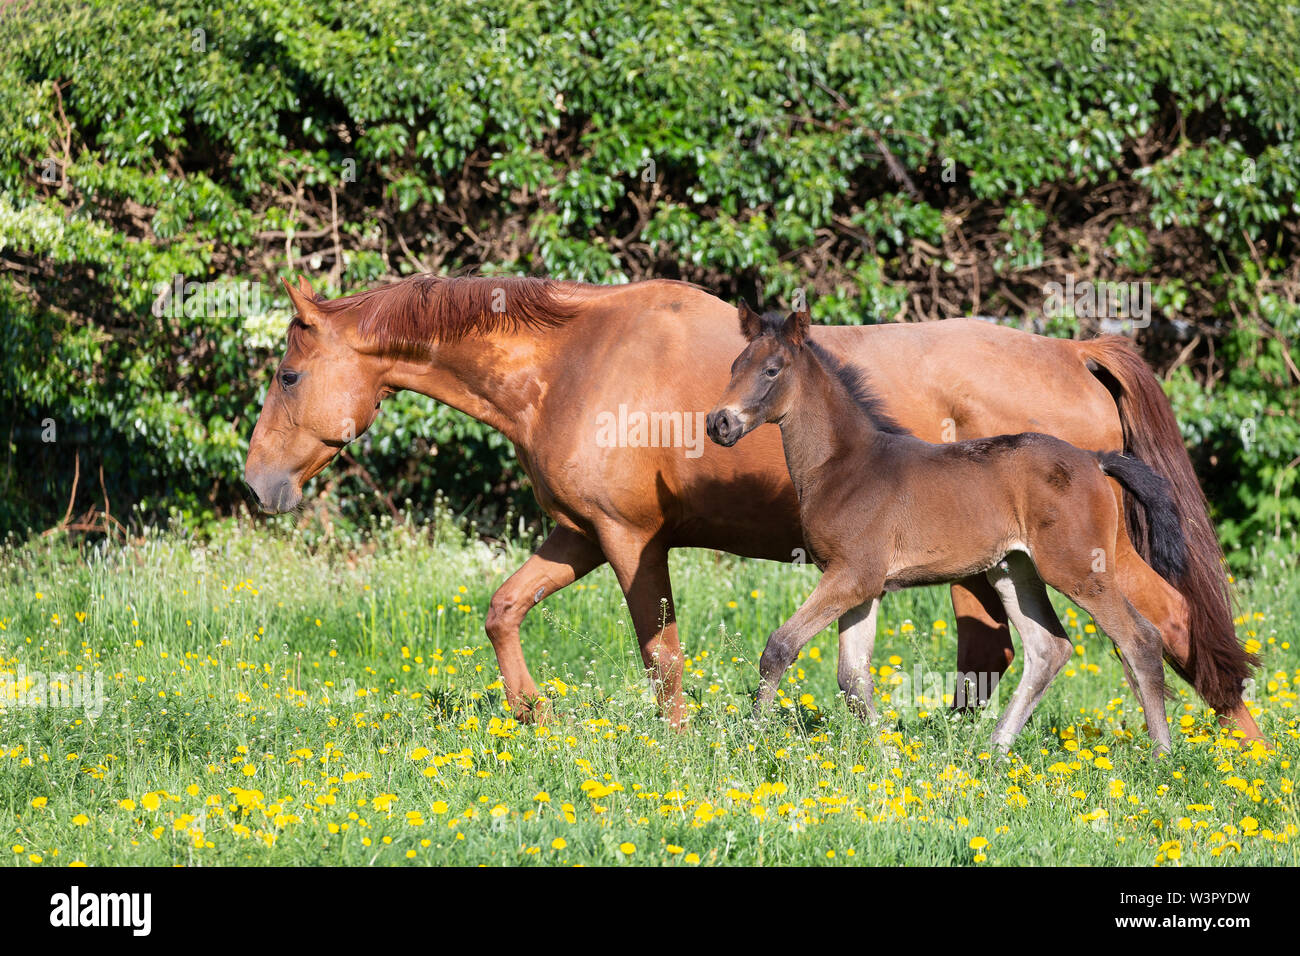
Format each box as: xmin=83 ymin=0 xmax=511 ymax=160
xmin=0 ymin=1 xmax=1296 ymax=557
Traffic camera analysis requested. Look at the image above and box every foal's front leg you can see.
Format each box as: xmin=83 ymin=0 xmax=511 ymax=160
xmin=837 ymin=598 xmax=881 ymax=721
xmin=756 ymin=570 xmax=876 ymax=715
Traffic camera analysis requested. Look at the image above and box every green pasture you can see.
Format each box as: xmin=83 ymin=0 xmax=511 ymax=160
xmin=1 ymin=515 xmax=1295 ymax=866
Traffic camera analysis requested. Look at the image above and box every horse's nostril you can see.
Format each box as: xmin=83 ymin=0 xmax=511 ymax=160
xmin=706 ymin=410 xmax=739 ymax=446
xmin=243 ymin=469 xmax=297 ymax=514
xmin=243 ymin=478 xmax=263 ymax=509
xmin=273 ymin=480 xmax=292 ymax=513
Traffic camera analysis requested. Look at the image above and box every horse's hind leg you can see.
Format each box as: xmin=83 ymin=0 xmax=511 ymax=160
xmin=837 ymin=597 xmax=880 ymax=721
xmin=985 ymin=553 xmax=1074 ymax=753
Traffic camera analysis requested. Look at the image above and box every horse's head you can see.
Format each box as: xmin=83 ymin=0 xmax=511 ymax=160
xmin=244 ymin=277 xmax=392 ymax=513
xmin=706 ymin=300 xmax=810 ymax=447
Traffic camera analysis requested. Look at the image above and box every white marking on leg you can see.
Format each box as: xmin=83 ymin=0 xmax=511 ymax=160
xmin=837 ymin=598 xmax=880 ymax=721
xmin=986 ymin=554 xmax=1072 ymax=751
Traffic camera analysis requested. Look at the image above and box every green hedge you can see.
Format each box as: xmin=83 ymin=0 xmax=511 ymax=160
xmin=0 ymin=0 xmax=1297 ymax=561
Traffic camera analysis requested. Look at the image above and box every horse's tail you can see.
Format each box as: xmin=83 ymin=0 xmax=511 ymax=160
xmin=1096 ymin=451 xmax=1187 ymax=581
xmin=1078 ymin=336 xmax=1256 ymax=712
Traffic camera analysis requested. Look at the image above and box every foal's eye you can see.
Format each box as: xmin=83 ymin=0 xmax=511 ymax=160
xmin=280 ymin=370 xmax=300 ymax=388
xmin=764 ymin=366 xmax=780 ymax=378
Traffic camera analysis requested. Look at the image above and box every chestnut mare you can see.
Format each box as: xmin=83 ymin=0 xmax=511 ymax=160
xmin=243 ymin=274 xmax=1259 ymax=739
xmin=707 ymin=305 xmax=1185 ymax=752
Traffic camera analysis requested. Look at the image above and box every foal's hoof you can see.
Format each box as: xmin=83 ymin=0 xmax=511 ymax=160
xmin=751 ymin=695 xmax=776 ymax=721
xmin=845 ymin=698 xmax=878 ymax=724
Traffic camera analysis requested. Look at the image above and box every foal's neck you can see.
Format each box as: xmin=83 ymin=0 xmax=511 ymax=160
xmin=778 ymin=345 xmax=894 ymax=496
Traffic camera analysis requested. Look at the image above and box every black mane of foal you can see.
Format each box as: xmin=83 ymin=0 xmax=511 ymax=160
xmin=757 ymin=310 xmax=911 ymax=436
xmin=802 ymin=338 xmax=911 ymax=437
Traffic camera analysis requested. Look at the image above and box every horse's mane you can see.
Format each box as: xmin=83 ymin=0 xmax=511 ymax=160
xmin=308 ymin=274 xmax=582 ymax=352
xmin=802 ymin=335 xmax=911 ymax=436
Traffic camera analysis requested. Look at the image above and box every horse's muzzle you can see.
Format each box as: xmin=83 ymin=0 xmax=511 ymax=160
xmin=244 ymin=469 xmax=302 ymax=514
xmin=706 ymin=408 xmax=744 ymax=447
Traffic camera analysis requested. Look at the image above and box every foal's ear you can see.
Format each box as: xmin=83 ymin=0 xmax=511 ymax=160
xmin=737 ymin=299 xmax=763 ymax=341
xmin=282 ymin=276 xmax=320 ymax=326
xmin=781 ymin=308 xmax=811 ymax=348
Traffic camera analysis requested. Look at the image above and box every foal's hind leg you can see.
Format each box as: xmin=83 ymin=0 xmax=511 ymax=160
xmin=1112 ymin=494 xmax=1263 ymax=742
xmin=837 ymin=598 xmax=880 ymax=721
xmin=984 ymin=553 xmax=1074 ymax=753
xmin=1072 ymin=590 xmax=1173 ymax=755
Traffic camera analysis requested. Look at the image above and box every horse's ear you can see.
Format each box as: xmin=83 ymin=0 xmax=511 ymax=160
xmin=282 ymin=276 xmax=319 ymax=326
xmin=781 ymin=308 xmax=811 ymax=348
xmin=737 ymin=299 xmax=763 ymax=341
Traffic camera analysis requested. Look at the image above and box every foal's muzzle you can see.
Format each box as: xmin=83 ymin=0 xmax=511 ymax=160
xmin=706 ymin=408 xmax=744 ymax=447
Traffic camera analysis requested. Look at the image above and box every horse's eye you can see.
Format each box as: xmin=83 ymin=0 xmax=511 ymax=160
xmin=280 ymin=370 xmax=300 ymax=388
xmin=764 ymin=366 xmax=780 ymax=378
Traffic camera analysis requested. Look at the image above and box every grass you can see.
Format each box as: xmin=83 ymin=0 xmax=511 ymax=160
xmin=1 ymin=510 xmax=1297 ymax=867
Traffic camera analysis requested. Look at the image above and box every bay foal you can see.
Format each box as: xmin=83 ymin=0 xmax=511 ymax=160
xmin=707 ymin=304 xmax=1185 ymax=753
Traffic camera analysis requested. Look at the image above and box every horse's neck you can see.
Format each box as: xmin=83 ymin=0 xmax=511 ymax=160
xmin=384 ymin=329 xmax=557 ymax=448
xmin=779 ymin=353 xmax=885 ymax=497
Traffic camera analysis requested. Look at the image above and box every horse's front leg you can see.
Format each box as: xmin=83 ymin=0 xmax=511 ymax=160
xmin=485 ymin=526 xmax=607 ymax=722
xmin=950 ymin=576 xmax=1014 ymax=710
xmin=755 ymin=570 xmax=877 ymax=715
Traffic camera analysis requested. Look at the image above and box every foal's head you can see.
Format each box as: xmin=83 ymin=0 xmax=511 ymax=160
xmin=244 ymin=277 xmax=391 ymax=513
xmin=705 ymin=301 xmax=810 ymax=446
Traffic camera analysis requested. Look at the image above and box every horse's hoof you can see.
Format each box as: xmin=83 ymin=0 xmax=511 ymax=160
xmin=513 ymin=698 xmax=551 ymax=725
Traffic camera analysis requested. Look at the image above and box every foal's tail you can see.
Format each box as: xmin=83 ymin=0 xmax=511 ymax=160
xmin=1096 ymin=451 xmax=1187 ymax=582
xmin=1078 ymin=336 xmax=1255 ymax=714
